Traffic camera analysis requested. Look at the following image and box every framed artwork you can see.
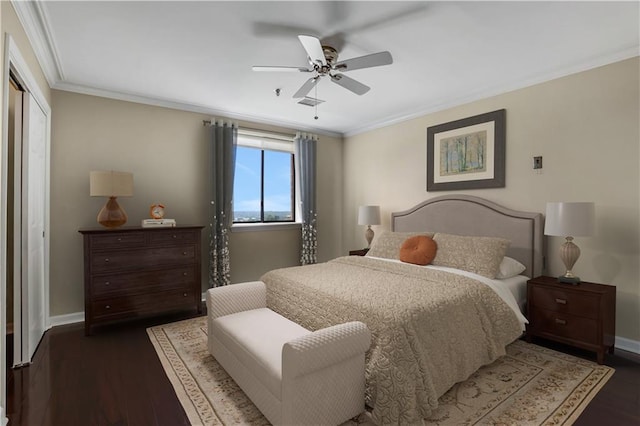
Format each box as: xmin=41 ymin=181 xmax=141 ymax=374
xmin=427 ymin=109 xmax=506 ymax=191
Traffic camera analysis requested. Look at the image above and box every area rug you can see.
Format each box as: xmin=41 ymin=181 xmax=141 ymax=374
xmin=147 ymin=316 xmax=614 ymax=426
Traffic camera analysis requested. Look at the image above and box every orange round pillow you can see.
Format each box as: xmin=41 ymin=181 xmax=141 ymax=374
xmin=399 ymin=235 xmax=437 ymax=266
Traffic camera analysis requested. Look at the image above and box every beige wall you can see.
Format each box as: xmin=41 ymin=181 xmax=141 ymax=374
xmin=50 ymin=90 xmax=343 ymax=316
xmin=343 ymin=57 xmax=640 ymax=342
xmin=1 ymin=2 xmax=52 ymax=106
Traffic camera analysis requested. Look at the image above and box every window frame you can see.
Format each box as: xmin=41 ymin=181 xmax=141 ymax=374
xmin=232 ymin=130 xmax=299 ymax=229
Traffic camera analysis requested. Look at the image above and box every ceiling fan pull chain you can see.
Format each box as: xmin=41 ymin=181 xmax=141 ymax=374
xmin=314 ymin=83 xmax=319 ymax=120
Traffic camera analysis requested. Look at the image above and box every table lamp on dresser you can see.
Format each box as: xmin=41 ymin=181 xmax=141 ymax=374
xmin=90 ymin=170 xmax=133 ymax=228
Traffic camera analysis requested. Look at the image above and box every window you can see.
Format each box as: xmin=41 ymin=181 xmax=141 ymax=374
xmin=233 ymin=131 xmax=295 ymax=224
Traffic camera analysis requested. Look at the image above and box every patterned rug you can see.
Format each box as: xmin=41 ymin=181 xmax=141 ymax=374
xmin=147 ymin=316 xmax=614 ymax=426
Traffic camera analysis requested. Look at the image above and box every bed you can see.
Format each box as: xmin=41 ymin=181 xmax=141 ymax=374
xmin=261 ymin=195 xmax=543 ymax=424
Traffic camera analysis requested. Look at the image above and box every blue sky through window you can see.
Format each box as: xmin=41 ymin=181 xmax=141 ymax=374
xmin=233 ymin=146 xmax=293 ymax=222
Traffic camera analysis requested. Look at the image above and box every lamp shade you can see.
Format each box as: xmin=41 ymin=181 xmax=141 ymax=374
xmin=358 ymin=205 xmax=381 ymax=225
xmin=90 ymin=171 xmax=134 ymax=197
xmin=544 ymin=202 xmax=595 ymax=237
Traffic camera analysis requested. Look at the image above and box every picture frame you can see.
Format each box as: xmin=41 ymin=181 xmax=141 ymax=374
xmin=427 ymin=109 xmax=506 ymax=191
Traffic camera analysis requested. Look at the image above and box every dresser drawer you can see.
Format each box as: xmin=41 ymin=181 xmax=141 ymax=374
xmin=149 ymin=230 xmax=198 ymax=244
xmin=90 ymin=246 xmax=196 ymax=273
xmin=91 ymin=267 xmax=196 ymax=298
xmin=90 ymin=232 xmax=146 ymax=249
xmin=530 ymin=306 xmax=598 ymax=344
xmin=530 ymin=286 xmax=599 ymax=318
xmin=91 ymin=288 xmax=198 ymax=320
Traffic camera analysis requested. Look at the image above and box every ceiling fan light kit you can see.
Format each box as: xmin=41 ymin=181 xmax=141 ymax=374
xmin=252 ymin=34 xmax=393 ymax=100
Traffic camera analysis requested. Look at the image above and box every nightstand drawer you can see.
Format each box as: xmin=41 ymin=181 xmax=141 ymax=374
xmin=530 ymin=307 xmax=598 ymax=344
xmin=530 ymin=286 xmax=599 ymax=318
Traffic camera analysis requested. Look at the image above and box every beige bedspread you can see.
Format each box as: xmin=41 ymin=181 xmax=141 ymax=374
xmin=261 ymin=256 xmax=523 ymax=425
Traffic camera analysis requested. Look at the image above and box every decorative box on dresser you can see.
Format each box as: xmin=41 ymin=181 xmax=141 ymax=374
xmin=526 ymin=275 xmax=616 ymax=364
xmin=79 ymin=225 xmax=204 ymax=335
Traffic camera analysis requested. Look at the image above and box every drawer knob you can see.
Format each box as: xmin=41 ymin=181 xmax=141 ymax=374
xmin=183 ymin=293 xmax=188 ymax=297
xmin=555 ymin=298 xmax=567 ymax=304
xmin=555 ymin=318 xmax=566 ymax=325
xmin=183 ymin=251 xmax=188 ymax=255
xmin=105 ymin=281 xmax=110 ymax=286
xmin=173 ymin=235 xmax=177 ymax=239
xmin=105 ymin=305 xmax=111 ymax=310
xmin=104 ymin=258 xmax=110 ymax=263
xmin=183 ymin=272 xmax=188 ymax=276
xmin=117 ymin=238 xmax=122 ymax=242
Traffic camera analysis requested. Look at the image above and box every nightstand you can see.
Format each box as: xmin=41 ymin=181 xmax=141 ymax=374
xmin=525 ymin=276 xmax=616 ymax=364
xmin=349 ymin=248 xmax=369 ymax=256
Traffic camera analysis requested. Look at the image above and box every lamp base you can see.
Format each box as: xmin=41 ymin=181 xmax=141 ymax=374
xmin=97 ymin=196 xmax=128 ymax=228
xmin=365 ymin=226 xmax=374 ymax=248
xmin=557 ymin=274 xmax=581 ymax=285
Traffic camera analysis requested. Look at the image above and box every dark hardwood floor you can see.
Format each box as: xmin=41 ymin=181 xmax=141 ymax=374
xmin=6 ymin=313 xmax=640 ymax=426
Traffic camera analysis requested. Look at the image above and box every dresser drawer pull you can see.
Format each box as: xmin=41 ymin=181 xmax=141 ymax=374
xmin=104 ymin=258 xmax=110 ymax=263
xmin=183 ymin=251 xmax=188 ymax=255
xmin=105 ymin=281 xmax=110 ymax=286
xmin=173 ymin=234 xmax=177 ymax=239
xmin=117 ymin=238 xmax=122 ymax=242
xmin=555 ymin=318 xmax=566 ymax=325
xmin=183 ymin=272 xmax=188 ymax=276
xmin=555 ymin=298 xmax=567 ymax=304
xmin=105 ymin=305 xmax=111 ymax=310
xmin=183 ymin=293 xmax=188 ymax=297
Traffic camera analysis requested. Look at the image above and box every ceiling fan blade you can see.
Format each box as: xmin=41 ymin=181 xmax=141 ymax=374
xmin=298 ymin=35 xmax=327 ymax=66
xmin=293 ymin=76 xmax=320 ymax=98
xmin=330 ymin=74 xmax=370 ymax=95
xmin=334 ymin=51 xmax=393 ymax=72
xmin=252 ymin=66 xmax=312 ymax=72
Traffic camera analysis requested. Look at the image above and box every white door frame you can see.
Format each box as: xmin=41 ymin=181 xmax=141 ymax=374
xmin=0 ymin=34 xmax=51 ymax=421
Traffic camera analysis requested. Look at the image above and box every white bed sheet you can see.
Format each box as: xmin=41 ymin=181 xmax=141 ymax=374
xmin=368 ymin=256 xmax=529 ymax=330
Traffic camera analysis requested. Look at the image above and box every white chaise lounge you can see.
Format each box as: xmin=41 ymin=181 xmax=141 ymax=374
xmin=206 ymin=281 xmax=371 ymax=426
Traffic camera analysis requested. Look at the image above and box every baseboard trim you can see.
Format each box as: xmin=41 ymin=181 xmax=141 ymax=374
xmin=46 ymin=309 xmax=640 ymax=356
xmin=48 ymin=312 xmax=85 ymax=328
xmin=615 ymin=336 xmax=640 ymax=355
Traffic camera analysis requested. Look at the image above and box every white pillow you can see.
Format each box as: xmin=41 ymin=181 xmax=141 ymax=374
xmin=495 ymin=256 xmax=526 ymax=279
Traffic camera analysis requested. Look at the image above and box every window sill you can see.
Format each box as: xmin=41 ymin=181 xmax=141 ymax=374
xmin=231 ymin=222 xmax=301 ymax=233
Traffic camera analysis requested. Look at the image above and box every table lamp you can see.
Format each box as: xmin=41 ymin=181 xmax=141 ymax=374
xmin=544 ymin=202 xmax=595 ymax=284
xmin=90 ymin=171 xmax=133 ymax=228
xmin=358 ymin=205 xmax=381 ymax=248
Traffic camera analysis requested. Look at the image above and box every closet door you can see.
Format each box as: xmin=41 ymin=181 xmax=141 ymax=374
xmin=20 ymin=92 xmax=47 ymax=362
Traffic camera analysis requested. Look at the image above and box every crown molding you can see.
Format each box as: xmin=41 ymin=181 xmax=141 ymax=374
xmin=52 ymin=81 xmax=343 ymax=139
xmin=11 ymin=0 xmax=64 ymax=86
xmin=343 ymin=47 xmax=639 ymax=137
xmin=14 ymin=0 xmax=637 ymax=140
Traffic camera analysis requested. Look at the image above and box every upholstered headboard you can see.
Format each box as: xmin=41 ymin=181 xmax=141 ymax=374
xmin=392 ymin=195 xmax=544 ymax=278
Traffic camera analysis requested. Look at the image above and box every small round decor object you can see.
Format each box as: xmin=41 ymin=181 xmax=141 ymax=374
xmin=399 ymin=235 xmax=437 ymax=266
xmin=150 ymin=203 xmax=165 ymax=219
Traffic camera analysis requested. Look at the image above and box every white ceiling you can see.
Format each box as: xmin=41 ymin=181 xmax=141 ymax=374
xmin=18 ymin=1 xmax=640 ymax=136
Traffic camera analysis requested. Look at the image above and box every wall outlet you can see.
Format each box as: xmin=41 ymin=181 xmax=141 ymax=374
xmin=533 ymin=156 xmax=543 ymax=169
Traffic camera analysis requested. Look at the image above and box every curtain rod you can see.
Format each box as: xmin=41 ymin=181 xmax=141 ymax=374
xmin=202 ymin=120 xmax=296 ymax=140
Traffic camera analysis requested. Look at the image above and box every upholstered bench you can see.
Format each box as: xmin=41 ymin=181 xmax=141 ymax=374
xmin=206 ymin=281 xmax=371 ymax=426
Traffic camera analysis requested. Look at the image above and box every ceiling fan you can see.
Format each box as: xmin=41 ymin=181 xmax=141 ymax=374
xmin=252 ymin=35 xmax=393 ymax=98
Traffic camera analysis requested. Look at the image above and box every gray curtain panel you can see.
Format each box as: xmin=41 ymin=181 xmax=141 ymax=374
xmin=208 ymin=119 xmax=237 ymax=287
xmin=294 ymin=132 xmax=318 ymax=265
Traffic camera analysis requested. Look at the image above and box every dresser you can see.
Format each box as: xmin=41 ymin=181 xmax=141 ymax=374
xmin=525 ymin=276 xmax=616 ymax=364
xmin=79 ymin=226 xmax=204 ymax=335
